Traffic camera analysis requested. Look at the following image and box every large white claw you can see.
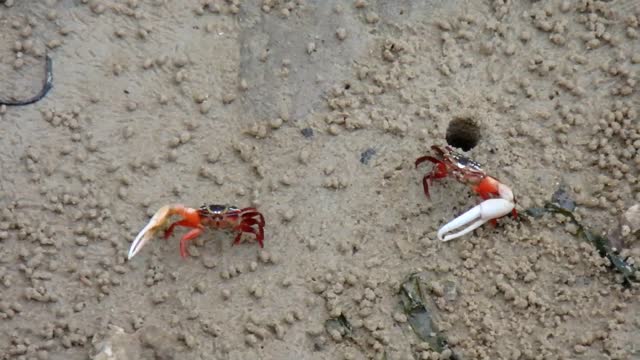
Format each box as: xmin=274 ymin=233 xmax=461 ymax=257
xmin=438 ymin=198 xmax=514 ymax=242
xmin=127 ymin=205 xmax=172 ymax=260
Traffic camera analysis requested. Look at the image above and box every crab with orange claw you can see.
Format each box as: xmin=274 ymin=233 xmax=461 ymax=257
xmin=415 ymin=145 xmax=517 ymax=242
xmin=127 ymin=204 xmax=265 ymax=260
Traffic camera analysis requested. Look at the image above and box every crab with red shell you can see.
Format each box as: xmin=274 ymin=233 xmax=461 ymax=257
xmin=127 ymin=204 xmax=265 ymax=260
xmin=415 ymin=145 xmax=517 ymax=241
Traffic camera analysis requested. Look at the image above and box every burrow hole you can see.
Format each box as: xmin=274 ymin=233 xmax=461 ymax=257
xmin=445 ymin=117 xmax=481 ymax=151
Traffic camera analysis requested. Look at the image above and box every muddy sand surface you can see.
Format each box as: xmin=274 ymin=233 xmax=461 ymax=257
xmin=1 ymin=1 xmax=639 ymax=359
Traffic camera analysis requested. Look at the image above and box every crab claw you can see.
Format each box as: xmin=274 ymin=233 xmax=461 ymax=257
xmin=437 ymin=198 xmax=514 ymax=242
xmin=127 ymin=205 xmax=173 ymax=260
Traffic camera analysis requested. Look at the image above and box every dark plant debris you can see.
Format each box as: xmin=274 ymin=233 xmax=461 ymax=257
xmin=551 ymin=185 xmax=576 ymax=212
xmin=301 ymin=127 xmax=314 ymax=138
xmin=360 ymin=147 xmax=376 ymax=165
xmin=525 ymin=203 xmax=638 ymax=287
xmin=325 ymin=313 xmax=352 ymax=336
xmin=1 ymin=54 xmax=53 ymax=106
xmin=399 ymin=272 xmax=461 ymax=359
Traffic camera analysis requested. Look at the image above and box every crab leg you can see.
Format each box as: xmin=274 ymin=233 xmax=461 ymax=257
xmin=233 ymin=224 xmax=264 ymax=247
xmin=240 ymin=209 xmax=265 ymax=225
xmin=164 ymin=219 xmax=201 ymax=239
xmin=179 ymin=228 xmax=204 ymax=258
xmin=415 ymin=156 xmax=448 ymax=198
xmin=437 ymin=198 xmax=514 ymax=242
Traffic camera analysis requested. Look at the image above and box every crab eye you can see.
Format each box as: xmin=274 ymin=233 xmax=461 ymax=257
xmin=208 ymin=205 xmax=226 ymax=214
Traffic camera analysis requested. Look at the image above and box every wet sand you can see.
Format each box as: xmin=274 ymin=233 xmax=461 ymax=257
xmin=0 ymin=1 xmax=639 ymax=359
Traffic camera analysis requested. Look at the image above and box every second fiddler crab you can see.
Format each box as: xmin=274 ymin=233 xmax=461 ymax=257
xmin=416 ymin=145 xmax=517 ymax=242
xmin=127 ymin=204 xmax=265 ymax=260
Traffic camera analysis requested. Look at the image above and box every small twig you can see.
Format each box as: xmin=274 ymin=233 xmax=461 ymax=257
xmin=0 ymin=54 xmax=53 ymax=106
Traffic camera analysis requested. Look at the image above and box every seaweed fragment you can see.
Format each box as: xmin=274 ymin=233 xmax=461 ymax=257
xmin=301 ymin=127 xmax=314 ymax=138
xmin=525 ymin=203 xmax=638 ymax=287
xmin=399 ymin=272 xmax=461 ymax=359
xmin=360 ymin=148 xmax=376 ymax=165
xmin=325 ymin=313 xmax=352 ymax=336
xmin=551 ymin=185 xmax=576 ymax=212
xmin=0 ymin=54 xmax=53 ymax=106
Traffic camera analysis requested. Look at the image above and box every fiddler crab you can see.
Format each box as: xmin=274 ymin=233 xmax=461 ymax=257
xmin=415 ymin=145 xmax=517 ymax=242
xmin=127 ymin=204 xmax=265 ymax=260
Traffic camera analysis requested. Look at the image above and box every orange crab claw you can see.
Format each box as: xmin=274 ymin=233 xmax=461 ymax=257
xmin=127 ymin=205 xmax=200 ymax=260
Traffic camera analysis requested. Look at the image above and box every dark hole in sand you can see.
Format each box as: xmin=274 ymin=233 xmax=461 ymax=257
xmin=445 ymin=117 xmax=481 ymax=151
xmin=301 ymin=128 xmax=314 ymax=138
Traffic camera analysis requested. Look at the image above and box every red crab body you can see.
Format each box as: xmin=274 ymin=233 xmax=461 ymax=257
xmin=128 ymin=204 xmax=265 ymax=260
